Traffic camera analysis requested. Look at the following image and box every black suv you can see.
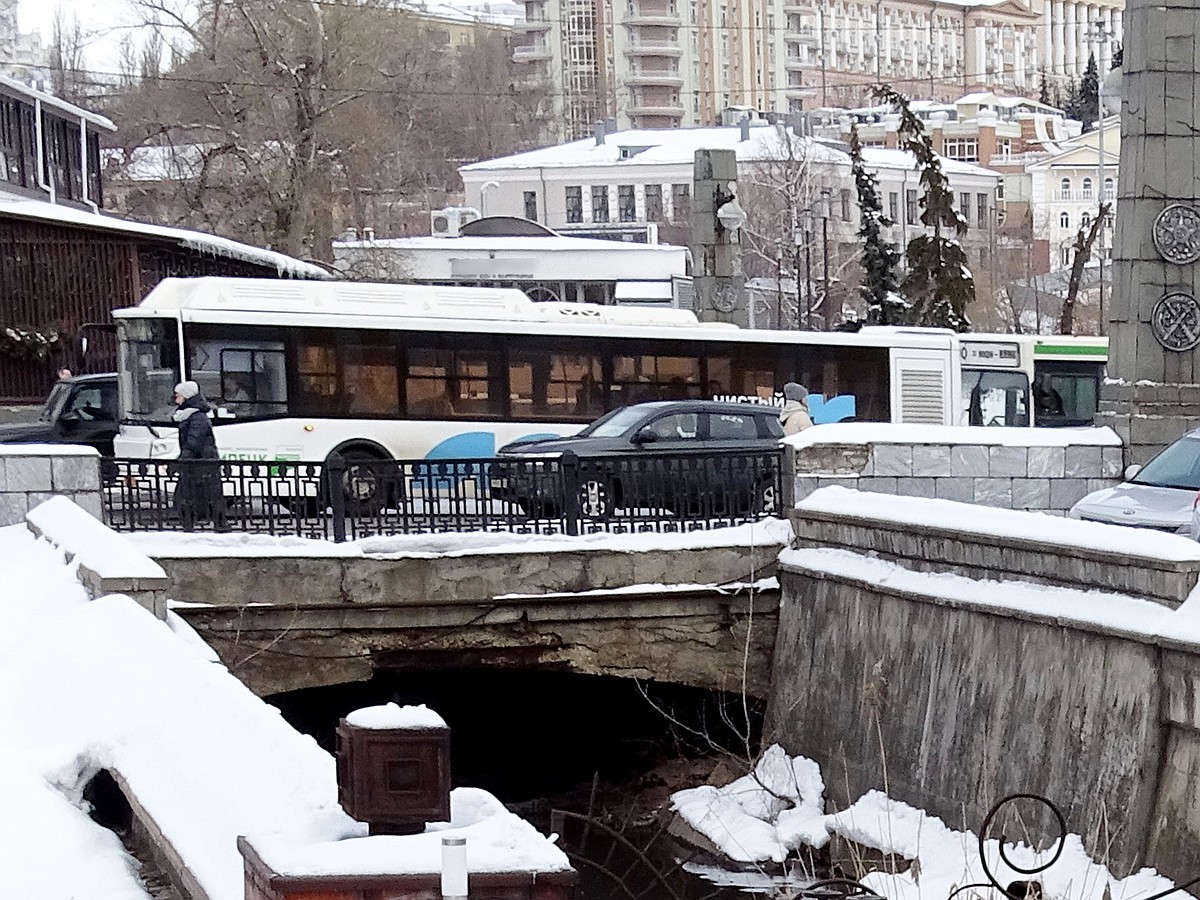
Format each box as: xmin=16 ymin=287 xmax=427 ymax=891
xmin=491 ymin=400 xmax=785 ymax=519
xmin=0 ymin=373 xmax=119 ymax=456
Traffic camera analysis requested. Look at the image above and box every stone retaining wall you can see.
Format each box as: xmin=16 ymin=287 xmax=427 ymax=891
xmin=790 ymin=429 xmax=1124 ymax=514
xmin=0 ymin=445 xmax=103 ymax=526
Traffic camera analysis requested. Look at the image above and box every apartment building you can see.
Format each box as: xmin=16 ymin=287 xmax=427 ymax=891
xmin=0 ymin=0 xmax=51 ymax=92
xmin=513 ymin=0 xmax=1122 ymax=140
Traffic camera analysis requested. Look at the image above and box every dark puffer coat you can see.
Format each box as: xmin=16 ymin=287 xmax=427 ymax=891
xmin=173 ymin=394 xmax=224 ymax=527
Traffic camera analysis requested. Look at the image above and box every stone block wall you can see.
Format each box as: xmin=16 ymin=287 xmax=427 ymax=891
xmin=792 ymin=439 xmax=1124 ymax=515
xmin=0 ymin=446 xmax=103 ymax=526
xmin=1098 ymin=381 xmax=1200 ymax=466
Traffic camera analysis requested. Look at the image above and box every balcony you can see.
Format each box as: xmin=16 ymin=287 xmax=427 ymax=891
xmin=513 ymin=43 xmax=553 ymax=61
xmin=626 ymin=69 xmax=685 ymax=86
xmin=623 ymin=10 xmax=682 ymax=25
xmin=628 ymin=97 xmax=685 ymax=116
xmin=783 ymin=1 xmax=815 ymax=12
xmin=517 ymin=17 xmax=553 ymax=31
xmin=625 ymin=40 xmax=683 ymax=57
xmin=785 ymin=58 xmax=807 ymax=71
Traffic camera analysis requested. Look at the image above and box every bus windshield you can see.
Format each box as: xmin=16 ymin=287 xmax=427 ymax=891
xmin=118 ymin=318 xmax=181 ymax=424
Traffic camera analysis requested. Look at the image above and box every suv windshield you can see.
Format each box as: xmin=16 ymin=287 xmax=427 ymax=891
xmin=579 ymin=405 xmax=662 ymax=438
xmin=1131 ymin=435 xmax=1200 ymax=490
xmin=39 ymin=381 xmax=71 ymax=423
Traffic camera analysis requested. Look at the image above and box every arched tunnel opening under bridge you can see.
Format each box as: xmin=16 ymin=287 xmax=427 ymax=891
xmin=266 ymin=667 xmax=766 ymax=805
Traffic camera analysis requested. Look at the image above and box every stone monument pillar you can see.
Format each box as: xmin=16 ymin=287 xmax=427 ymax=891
xmin=1098 ymin=0 xmax=1200 ymax=463
xmin=690 ymin=148 xmax=747 ymax=325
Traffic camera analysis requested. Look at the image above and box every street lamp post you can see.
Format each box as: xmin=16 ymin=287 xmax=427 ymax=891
xmin=1087 ymin=18 xmax=1114 ymax=327
xmin=820 ymin=187 xmax=832 ymax=328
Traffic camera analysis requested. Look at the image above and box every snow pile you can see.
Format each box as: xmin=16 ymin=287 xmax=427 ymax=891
xmin=671 ymin=744 xmax=826 ymax=863
xmin=672 ymin=748 xmax=1176 ymax=900
xmin=345 ymin=703 xmax=447 ymax=730
xmin=27 ymin=495 xmax=167 ymax=582
xmin=0 ymin=523 xmax=567 ymax=900
xmin=796 ymin=486 xmax=1200 ymax=563
xmin=784 ymin=422 xmax=1122 ymax=449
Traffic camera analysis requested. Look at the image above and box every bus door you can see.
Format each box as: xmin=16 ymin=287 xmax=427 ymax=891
xmin=959 ymin=341 xmax=1030 ymax=427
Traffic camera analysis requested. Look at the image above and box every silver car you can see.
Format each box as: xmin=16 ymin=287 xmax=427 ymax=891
xmin=1070 ymin=429 xmax=1200 ymax=535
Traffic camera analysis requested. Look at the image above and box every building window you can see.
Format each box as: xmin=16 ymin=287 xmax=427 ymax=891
xmin=645 ymin=184 xmax=664 ymax=222
xmin=941 ymin=137 xmax=978 ymax=161
xmin=671 ymin=183 xmax=690 ymax=222
xmin=1059 ymin=177 xmax=1071 ymax=200
xmin=1081 ymin=211 xmax=1091 ymax=229
xmin=1060 ymin=211 xmax=1070 ymax=228
xmin=997 ymin=179 xmax=1005 ymax=200
xmin=905 ymin=189 xmax=918 ymax=225
xmin=524 ymin=191 xmax=538 ymax=222
xmin=959 ymin=192 xmax=971 ymax=226
xmin=592 ymin=185 xmax=610 ymax=223
xmin=1060 ymin=244 xmax=1071 ymax=267
xmin=566 ymin=186 xmax=583 ymax=224
xmin=1081 ymin=177 xmax=1093 ymax=200
xmin=1104 ymin=177 xmax=1114 ymax=200
xmin=840 ymin=188 xmax=851 ymax=221
xmin=888 ymin=191 xmax=899 ymax=223
xmin=618 ymin=184 xmax=636 ymax=222
xmin=976 ymin=192 xmax=988 ymax=229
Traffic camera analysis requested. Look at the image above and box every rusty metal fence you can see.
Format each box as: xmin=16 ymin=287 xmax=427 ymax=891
xmin=102 ymin=448 xmax=785 ymax=541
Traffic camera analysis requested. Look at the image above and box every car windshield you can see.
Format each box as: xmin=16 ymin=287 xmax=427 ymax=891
xmin=579 ymin=405 xmax=662 ymax=438
xmin=39 ymin=381 xmax=71 ymax=423
xmin=1131 ymin=436 xmax=1200 ymax=490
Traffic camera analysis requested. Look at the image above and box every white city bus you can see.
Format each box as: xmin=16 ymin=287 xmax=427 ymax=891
xmin=960 ymin=333 xmax=1107 ymax=428
xmin=113 ymin=278 xmax=965 ymax=464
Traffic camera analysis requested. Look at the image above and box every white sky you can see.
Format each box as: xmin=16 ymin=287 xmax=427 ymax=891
xmin=18 ymin=0 xmax=143 ymax=71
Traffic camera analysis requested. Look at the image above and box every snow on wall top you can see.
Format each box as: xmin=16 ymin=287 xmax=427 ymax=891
xmin=784 ymin=422 xmax=1123 ymax=449
xmin=0 ymin=198 xmax=330 ymax=280
xmin=345 ymin=703 xmax=447 ymax=730
xmin=128 ymin=517 xmax=795 ymax=559
xmin=796 ymin=487 xmax=1200 ymax=562
xmin=781 ymin=544 xmax=1200 ymax=648
xmin=26 ymin=495 xmax=167 ymax=581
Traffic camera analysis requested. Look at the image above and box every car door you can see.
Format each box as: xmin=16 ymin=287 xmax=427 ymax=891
xmin=56 ymin=383 xmax=119 ymax=455
xmin=631 ymin=410 xmax=706 ymax=509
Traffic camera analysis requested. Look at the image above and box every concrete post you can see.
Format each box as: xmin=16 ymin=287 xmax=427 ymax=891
xmin=1098 ymin=0 xmax=1200 ymax=463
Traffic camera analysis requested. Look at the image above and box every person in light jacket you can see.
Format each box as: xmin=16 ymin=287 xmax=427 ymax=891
xmin=779 ymin=382 xmax=814 ymax=435
xmin=172 ymin=381 xmax=226 ymax=530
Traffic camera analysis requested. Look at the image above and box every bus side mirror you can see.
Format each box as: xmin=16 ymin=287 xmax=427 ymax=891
xmin=1124 ymin=464 xmax=1141 ymax=481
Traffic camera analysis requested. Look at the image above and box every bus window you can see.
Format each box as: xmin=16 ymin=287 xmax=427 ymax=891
xmin=1034 ymin=363 xmax=1100 ymax=426
xmin=406 ymin=348 xmax=502 ymax=418
xmin=217 ymin=347 xmax=287 ymax=418
xmin=962 ymin=369 xmax=1030 ymax=426
xmin=509 ymin=352 xmax=602 ymax=420
xmin=296 ymin=340 xmax=340 ymax=416
xmin=612 ymin=354 xmax=701 ymax=404
xmin=343 ymin=342 xmax=399 ymax=416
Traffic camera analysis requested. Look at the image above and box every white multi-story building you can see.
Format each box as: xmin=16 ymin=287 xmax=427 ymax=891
xmin=0 ymin=0 xmax=51 ymax=92
xmin=459 ymin=118 xmax=1001 ymax=257
xmin=513 ymin=0 xmax=1122 ymax=140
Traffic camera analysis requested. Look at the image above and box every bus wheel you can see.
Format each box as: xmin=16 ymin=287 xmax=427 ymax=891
xmin=327 ymin=448 xmax=389 ymax=516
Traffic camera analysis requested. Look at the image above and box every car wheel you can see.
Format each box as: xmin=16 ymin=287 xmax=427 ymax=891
xmin=578 ymin=478 xmax=615 ymax=519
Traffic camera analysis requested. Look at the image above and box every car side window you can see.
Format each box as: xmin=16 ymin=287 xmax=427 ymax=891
xmin=647 ymin=413 xmax=700 ymax=441
xmin=67 ymin=386 xmax=116 ymax=421
xmin=709 ymin=412 xmax=758 ymax=440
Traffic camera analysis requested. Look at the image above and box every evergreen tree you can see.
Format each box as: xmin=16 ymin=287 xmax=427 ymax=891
xmin=1063 ymin=78 xmax=1081 ymax=120
xmin=1079 ymin=52 xmax=1100 ymax=130
xmin=871 ymin=85 xmax=975 ymax=331
xmin=1110 ymin=44 xmax=1122 ymax=70
xmin=1038 ymin=70 xmax=1052 ymax=106
xmin=849 ymin=124 xmax=904 ymax=324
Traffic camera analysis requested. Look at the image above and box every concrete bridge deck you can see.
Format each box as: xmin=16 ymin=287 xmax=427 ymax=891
xmin=141 ymin=526 xmax=790 ymax=697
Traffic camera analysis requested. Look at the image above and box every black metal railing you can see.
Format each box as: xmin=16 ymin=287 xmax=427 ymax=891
xmin=102 ymin=448 xmax=785 ymax=541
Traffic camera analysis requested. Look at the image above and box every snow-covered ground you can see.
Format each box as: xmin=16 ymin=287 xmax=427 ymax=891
xmin=0 ymin=521 xmax=568 ymax=899
xmin=672 ymin=746 xmax=1177 ymax=900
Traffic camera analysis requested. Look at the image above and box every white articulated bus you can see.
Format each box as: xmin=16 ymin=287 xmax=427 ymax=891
xmin=960 ymin=333 xmax=1107 ymax=428
xmin=113 ymin=278 xmax=966 ymax=464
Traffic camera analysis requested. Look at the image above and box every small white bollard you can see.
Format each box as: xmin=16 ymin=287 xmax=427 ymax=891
xmin=441 ymin=835 xmax=468 ymax=900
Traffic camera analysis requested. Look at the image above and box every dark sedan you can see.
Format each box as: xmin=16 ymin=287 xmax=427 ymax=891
xmin=490 ymin=400 xmax=785 ymax=519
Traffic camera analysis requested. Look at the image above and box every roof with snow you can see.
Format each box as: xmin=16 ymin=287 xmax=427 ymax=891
xmin=0 ymin=197 xmax=331 ymax=280
xmin=0 ymin=73 xmax=116 ymax=132
xmin=335 ymin=233 xmax=686 ymax=253
xmin=461 ymin=126 xmax=1000 ymax=179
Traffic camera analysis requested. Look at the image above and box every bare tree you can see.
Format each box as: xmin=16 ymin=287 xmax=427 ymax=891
xmin=50 ymin=10 xmax=87 ymax=104
xmin=1059 ymin=203 xmax=1111 ymax=334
